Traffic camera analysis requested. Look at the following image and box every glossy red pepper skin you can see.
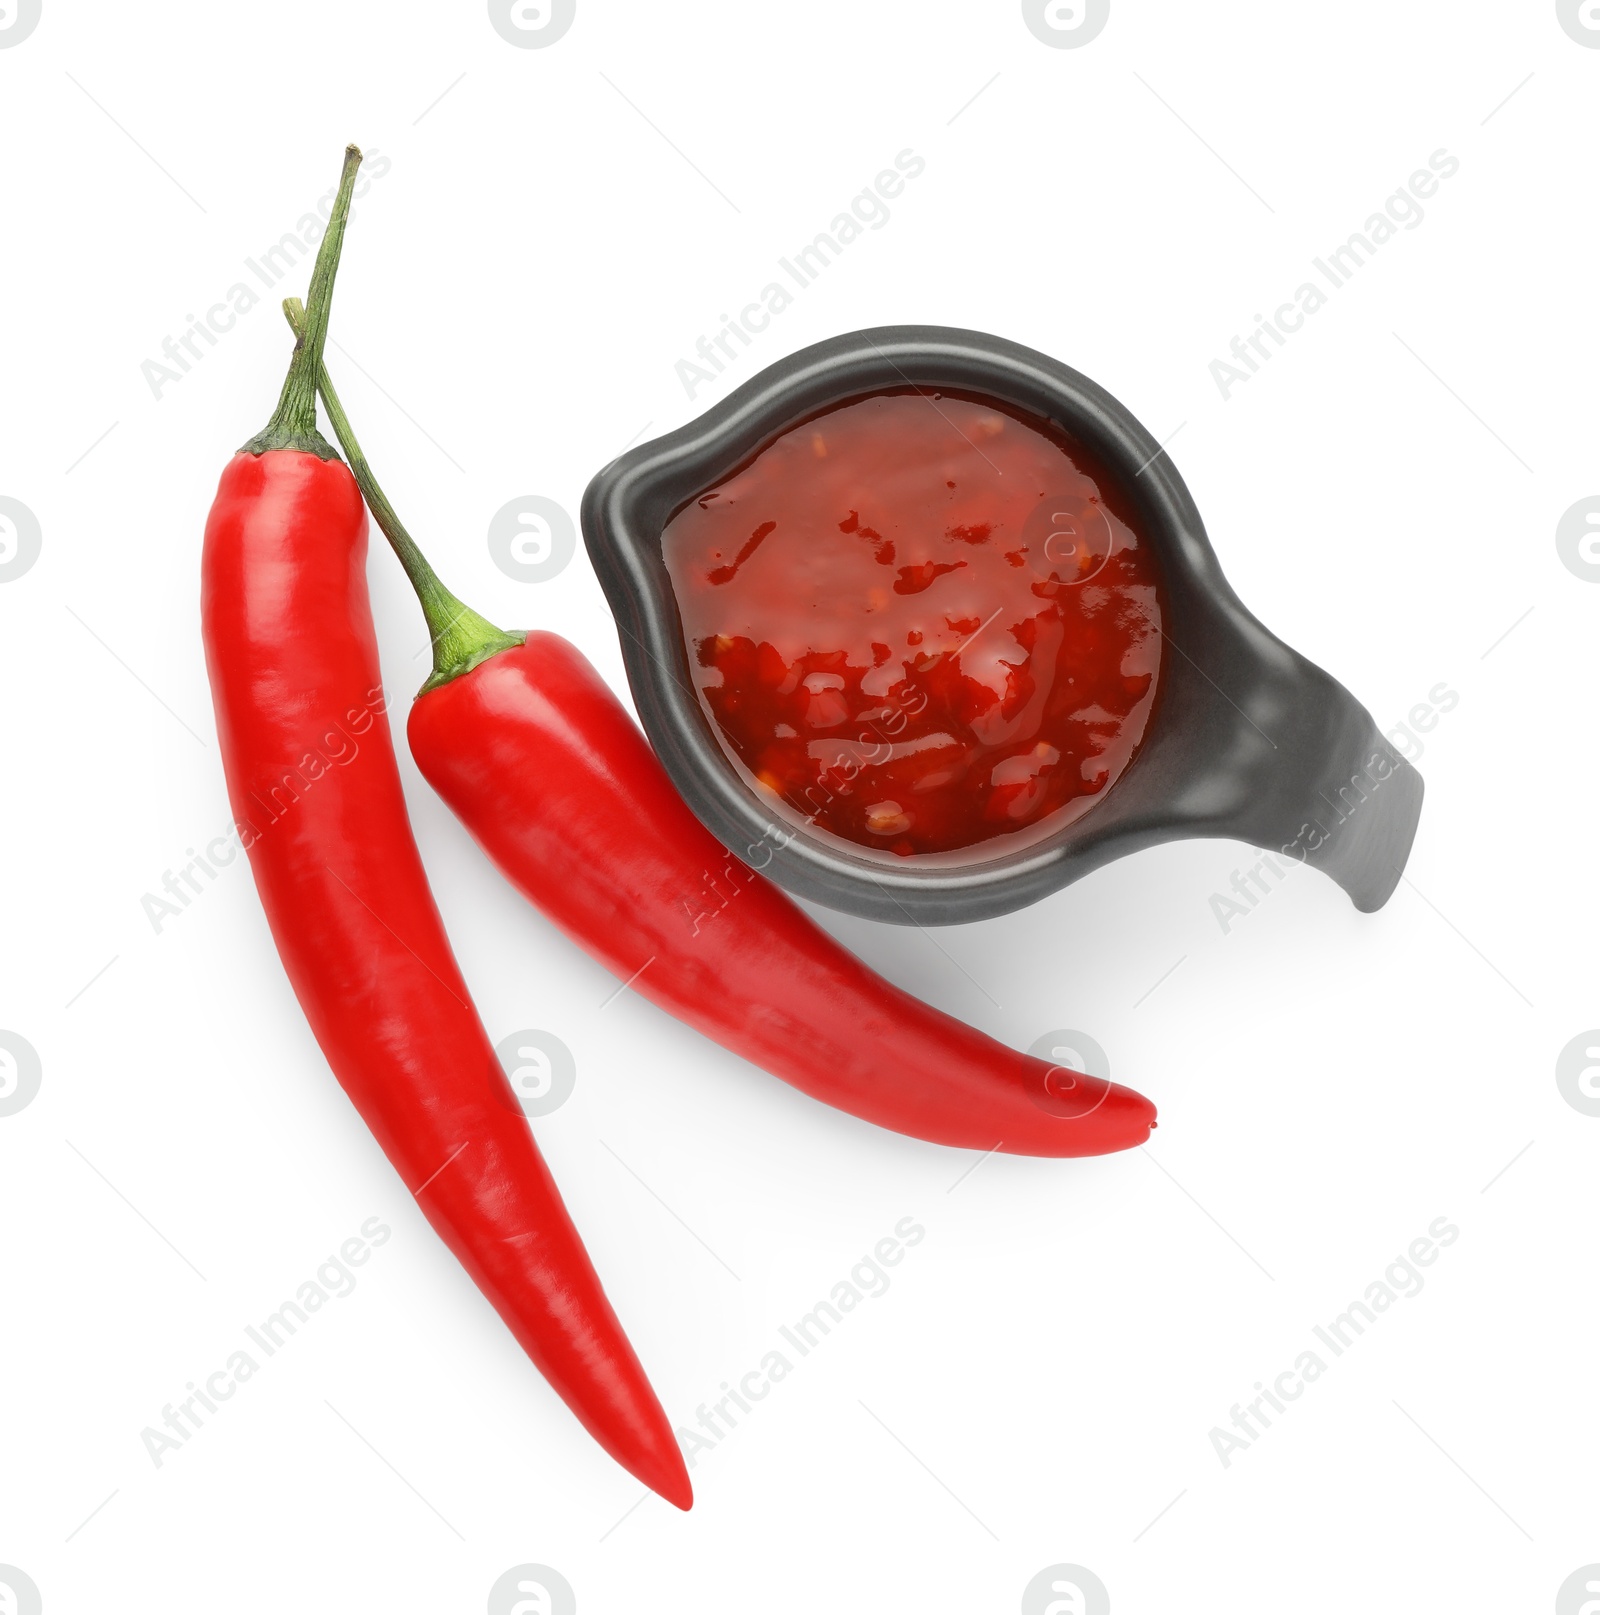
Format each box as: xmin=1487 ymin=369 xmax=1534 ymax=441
xmin=201 ymin=451 xmax=691 ymax=1508
xmin=408 ymin=632 xmax=1157 ymax=1157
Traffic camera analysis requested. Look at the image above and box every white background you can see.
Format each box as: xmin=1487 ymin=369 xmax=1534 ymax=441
xmin=1 ymin=2 xmax=1596 ymax=1611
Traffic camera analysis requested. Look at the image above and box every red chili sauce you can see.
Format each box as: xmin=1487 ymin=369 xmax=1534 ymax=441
xmin=662 ymin=389 xmax=1164 ymax=859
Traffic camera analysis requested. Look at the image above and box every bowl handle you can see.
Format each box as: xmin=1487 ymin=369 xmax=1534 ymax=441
xmin=1225 ymin=661 xmax=1425 ymax=913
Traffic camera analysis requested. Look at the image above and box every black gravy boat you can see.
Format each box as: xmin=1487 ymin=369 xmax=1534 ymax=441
xmin=583 ymin=326 xmax=1422 ymax=926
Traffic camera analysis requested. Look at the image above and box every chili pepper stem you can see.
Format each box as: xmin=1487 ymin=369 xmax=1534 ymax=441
xmin=242 ymin=145 xmax=364 ymax=461
xmin=282 ymin=296 xmax=525 ymax=694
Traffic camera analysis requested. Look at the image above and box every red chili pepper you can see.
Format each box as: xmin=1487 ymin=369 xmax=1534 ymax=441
xmin=283 ymin=305 xmax=1158 ymax=1160
xmin=203 ymin=149 xmax=690 ymax=1509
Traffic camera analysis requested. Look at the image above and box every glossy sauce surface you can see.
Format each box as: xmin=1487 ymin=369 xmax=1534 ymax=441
xmin=662 ymin=390 xmax=1164 ymax=858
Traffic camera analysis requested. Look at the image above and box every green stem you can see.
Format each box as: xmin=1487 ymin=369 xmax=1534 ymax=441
xmin=282 ymin=296 xmax=524 ymax=694
xmin=241 ymin=145 xmax=364 ymax=459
